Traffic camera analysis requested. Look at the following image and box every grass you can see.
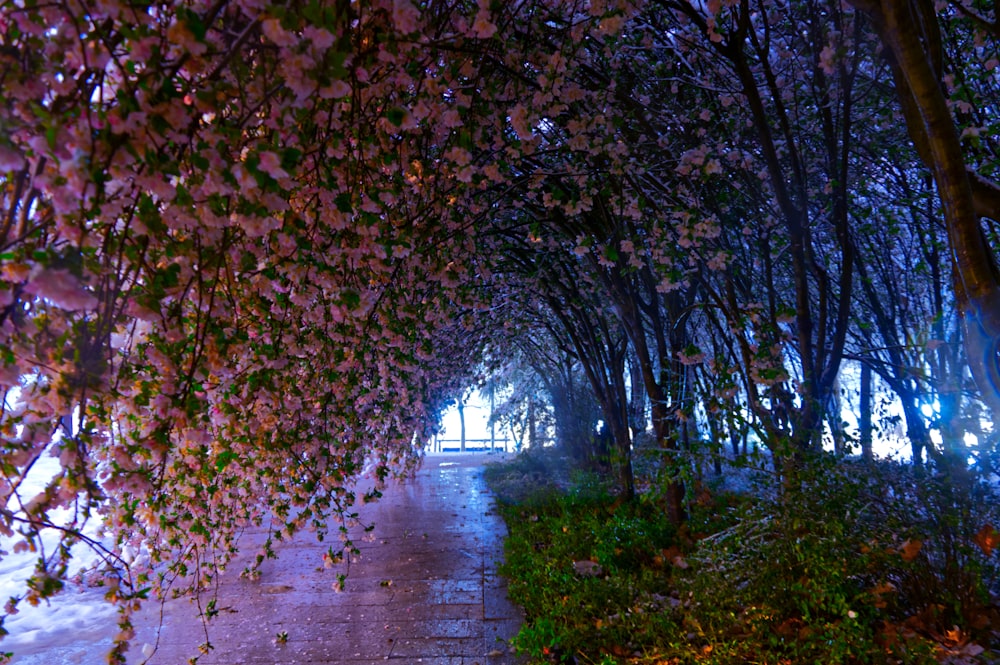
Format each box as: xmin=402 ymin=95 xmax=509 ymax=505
xmin=485 ymin=450 xmax=1000 ymax=664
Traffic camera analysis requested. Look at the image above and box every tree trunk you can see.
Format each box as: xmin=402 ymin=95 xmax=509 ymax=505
xmin=527 ymin=394 xmax=536 ymax=449
xmin=901 ymin=396 xmax=931 ymax=465
xmin=627 ymin=347 xmax=647 ymax=434
xmin=458 ymin=397 xmax=466 ymax=453
xmin=489 ymin=385 xmax=496 ymax=452
xmin=860 ymin=362 xmax=873 ymax=461
xmin=851 ymin=0 xmax=1000 ymax=420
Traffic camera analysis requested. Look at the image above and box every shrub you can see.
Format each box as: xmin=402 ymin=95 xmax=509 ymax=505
xmin=489 ymin=451 xmax=1000 ymax=664
xmin=680 ymin=456 xmax=999 ymax=664
xmin=495 ymin=479 xmax=677 ymax=662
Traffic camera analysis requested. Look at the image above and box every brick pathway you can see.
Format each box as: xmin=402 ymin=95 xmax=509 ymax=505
xmin=130 ymin=452 xmax=524 ymax=665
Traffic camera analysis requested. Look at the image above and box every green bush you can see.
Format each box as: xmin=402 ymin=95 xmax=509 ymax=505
xmin=488 ymin=452 xmax=1000 ymax=664
xmin=679 ymin=456 xmax=1000 ymax=664
xmin=495 ymin=480 xmax=678 ymax=662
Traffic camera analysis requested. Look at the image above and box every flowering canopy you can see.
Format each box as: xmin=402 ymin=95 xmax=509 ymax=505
xmin=0 ymin=0 xmax=616 ymax=654
xmin=1 ymin=0 xmax=999 ymax=659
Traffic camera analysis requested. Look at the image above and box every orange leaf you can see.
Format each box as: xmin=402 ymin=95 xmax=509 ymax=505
xmin=900 ymin=539 xmax=923 ymax=561
xmin=942 ymin=626 xmax=965 ymax=647
xmin=775 ymin=618 xmax=803 ymax=638
xmin=872 ymin=581 xmax=896 ymax=608
xmin=974 ymin=525 xmax=999 ymax=556
xmin=662 ymin=545 xmax=681 ymax=559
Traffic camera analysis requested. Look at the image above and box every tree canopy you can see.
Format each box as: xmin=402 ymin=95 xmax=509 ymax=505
xmin=1 ymin=0 xmax=999 ymax=658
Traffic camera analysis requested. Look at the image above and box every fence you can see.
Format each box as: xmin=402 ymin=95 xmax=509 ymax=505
xmin=428 ymin=438 xmax=513 ymax=453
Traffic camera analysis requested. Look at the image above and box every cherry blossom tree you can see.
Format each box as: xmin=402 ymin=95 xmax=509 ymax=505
xmin=0 ymin=0 xmax=616 ymax=656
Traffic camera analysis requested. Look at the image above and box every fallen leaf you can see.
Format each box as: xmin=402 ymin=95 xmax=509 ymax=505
xmin=942 ymin=626 xmax=965 ymax=648
xmin=775 ymin=617 xmax=804 ymax=639
xmin=572 ymin=560 xmax=603 ymax=577
xmin=662 ymin=545 xmax=688 ymax=569
xmin=872 ymin=581 xmax=896 ymax=608
xmin=900 ymin=539 xmax=923 ymax=561
xmin=973 ymin=524 xmax=999 ymax=556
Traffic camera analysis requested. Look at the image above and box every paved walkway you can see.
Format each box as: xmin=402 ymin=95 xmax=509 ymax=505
xmin=127 ymin=452 xmax=524 ymax=665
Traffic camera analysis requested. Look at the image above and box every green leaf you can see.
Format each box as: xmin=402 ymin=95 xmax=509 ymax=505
xmin=386 ymin=107 xmax=406 ymax=127
xmin=281 ymin=148 xmax=302 ymax=171
xmin=239 ymin=251 xmax=256 ymax=272
xmin=174 ymin=184 xmax=193 ymax=206
xmin=334 ymin=192 xmax=353 ymax=213
xmin=177 ymin=7 xmax=207 ymax=41
xmin=341 ymin=289 xmax=361 ymax=311
xmin=216 ymin=450 xmax=238 ymax=472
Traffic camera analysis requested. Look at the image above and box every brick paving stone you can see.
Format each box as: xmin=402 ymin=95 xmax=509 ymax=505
xmin=123 ymin=452 xmax=525 ymax=665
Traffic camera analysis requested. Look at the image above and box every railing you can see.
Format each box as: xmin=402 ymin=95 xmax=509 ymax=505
xmin=428 ymin=438 xmax=512 ymax=453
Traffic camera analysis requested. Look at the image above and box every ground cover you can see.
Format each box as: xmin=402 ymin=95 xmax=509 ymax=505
xmin=485 ymin=450 xmax=1000 ymax=664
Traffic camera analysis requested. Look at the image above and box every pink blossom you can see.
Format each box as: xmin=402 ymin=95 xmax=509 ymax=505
xmin=0 ymin=360 xmax=21 ymax=387
xmin=166 ymin=19 xmax=207 ymax=56
xmin=440 ymin=109 xmax=463 ymax=128
xmin=393 ymin=0 xmax=421 ymax=34
xmin=239 ymin=214 xmax=281 ymax=238
xmin=260 ymin=18 xmax=297 ymax=47
xmin=232 ymin=163 xmax=258 ymax=192
xmin=257 ymin=151 xmax=289 ymax=180
xmin=598 ymin=14 xmax=624 ymax=36
xmin=472 ymin=6 xmax=497 ymax=39
xmin=319 ymin=80 xmax=351 ymax=99
xmin=303 ymin=25 xmax=335 ymax=51
xmin=443 ymin=146 xmax=472 ymax=166
xmin=2 ymin=262 xmax=31 ymax=282
xmin=819 ymin=44 xmax=836 ymax=75
xmin=0 ymin=144 xmax=25 ymax=172
xmin=509 ymin=104 xmax=532 ymax=141
xmin=657 ymin=277 xmax=684 ymax=293
xmin=24 ymin=266 xmax=99 ymax=311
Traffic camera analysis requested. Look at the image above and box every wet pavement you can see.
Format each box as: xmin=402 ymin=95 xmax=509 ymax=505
xmin=134 ymin=452 xmax=524 ymax=665
xmin=9 ymin=452 xmax=525 ymax=665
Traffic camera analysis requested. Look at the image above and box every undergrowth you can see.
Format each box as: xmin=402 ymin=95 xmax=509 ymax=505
xmin=485 ymin=450 xmax=1000 ymax=664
